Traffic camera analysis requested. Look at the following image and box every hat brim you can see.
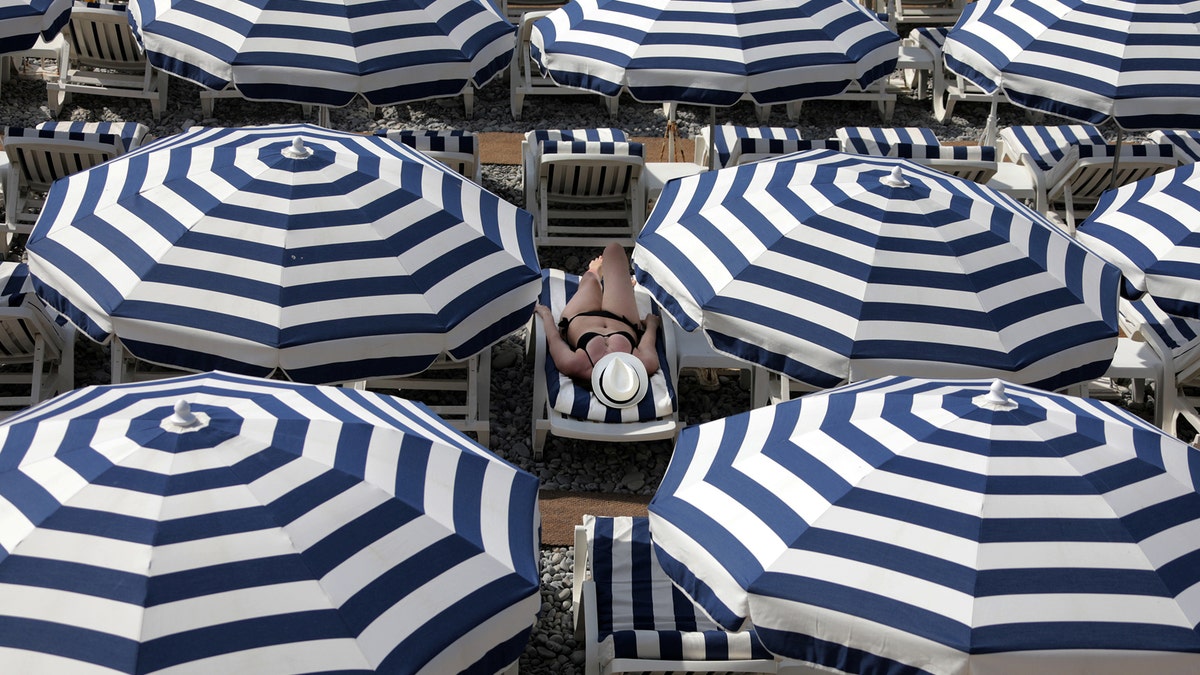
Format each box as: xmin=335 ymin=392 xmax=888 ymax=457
xmin=591 ymin=351 xmax=649 ymax=409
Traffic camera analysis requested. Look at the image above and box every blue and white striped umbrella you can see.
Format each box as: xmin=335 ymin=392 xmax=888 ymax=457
xmin=942 ymin=0 xmax=1200 ymax=131
xmin=530 ymin=0 xmax=900 ymax=107
xmin=128 ymin=0 xmax=515 ymax=108
xmin=632 ymin=149 xmax=1121 ymax=392
xmin=649 ymin=375 xmax=1200 ymax=673
xmin=27 ymin=123 xmax=540 ymax=385
xmin=1076 ymin=164 xmax=1200 ymax=319
xmin=0 ymin=0 xmax=69 ymax=54
xmin=0 ymin=370 xmax=541 ymax=674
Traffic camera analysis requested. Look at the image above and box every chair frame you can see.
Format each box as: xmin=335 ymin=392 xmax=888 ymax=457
xmin=1047 ymin=144 xmax=1177 ymax=233
xmin=50 ymin=4 xmax=167 ymax=120
xmin=572 ymin=519 xmax=779 ymax=675
xmin=0 ymin=301 xmax=75 ymax=419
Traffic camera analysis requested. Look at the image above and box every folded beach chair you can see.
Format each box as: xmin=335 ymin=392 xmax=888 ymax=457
xmin=2 ymin=121 xmax=148 ymax=243
xmin=574 ymin=515 xmax=778 ymax=675
xmin=50 ymin=1 xmax=167 ymax=120
xmin=0 ymin=261 xmax=75 ymax=418
xmin=373 ymin=128 xmax=481 ymax=182
xmin=528 ymin=268 xmax=679 ymax=459
xmin=1148 ymin=129 xmax=1200 ymax=165
xmin=1119 ymin=295 xmax=1200 ymax=439
xmin=522 ymin=129 xmax=645 ymax=247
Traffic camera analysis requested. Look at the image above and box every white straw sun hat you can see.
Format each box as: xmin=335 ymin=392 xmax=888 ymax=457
xmin=591 ymin=352 xmax=649 ymax=409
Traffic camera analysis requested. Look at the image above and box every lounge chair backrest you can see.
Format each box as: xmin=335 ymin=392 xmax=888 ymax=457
xmin=733 ymin=137 xmax=841 ymax=165
xmin=64 ymin=3 xmax=145 ymax=72
xmin=3 ymin=125 xmax=123 ymax=191
xmin=581 ymin=515 xmax=774 ymax=663
xmin=537 ymin=140 xmax=644 ymax=201
xmin=890 ymin=142 xmax=999 ymax=183
xmin=1045 ymin=143 xmax=1177 ymax=204
xmin=1148 ymin=129 xmax=1200 ymax=164
xmin=837 ymin=126 xmax=941 ymax=155
xmin=529 ymin=128 xmax=628 ymax=144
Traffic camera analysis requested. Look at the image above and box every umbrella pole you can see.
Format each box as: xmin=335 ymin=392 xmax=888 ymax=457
xmin=709 ymin=105 xmax=717 ymax=171
xmin=1109 ymin=126 xmax=1124 ymax=191
xmin=984 ymin=94 xmax=999 ymax=146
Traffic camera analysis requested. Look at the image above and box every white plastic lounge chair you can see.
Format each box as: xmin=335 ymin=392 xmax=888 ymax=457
xmin=2 ymin=122 xmax=147 ymax=243
xmin=873 ymin=0 xmax=966 ymax=31
xmin=1043 ymin=142 xmax=1177 ymax=233
xmin=0 ymin=262 xmax=75 ymax=418
xmin=528 ymin=269 xmax=680 ymax=459
xmin=373 ymin=128 xmax=482 ymax=182
xmin=996 ymin=124 xmax=1106 ymax=213
xmin=50 ymin=2 xmax=167 ymax=120
xmin=574 ymin=515 xmax=779 ymax=675
xmin=1148 ymin=129 xmax=1200 ymax=165
xmin=522 ymin=129 xmax=646 ymax=247
xmin=510 ymin=10 xmax=617 ymax=120
xmin=1119 ymin=295 xmax=1200 ymax=438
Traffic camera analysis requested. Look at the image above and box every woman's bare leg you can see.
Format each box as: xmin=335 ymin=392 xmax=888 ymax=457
xmin=562 ymin=267 xmax=603 ymax=320
xmin=599 ymin=242 xmax=640 ymax=324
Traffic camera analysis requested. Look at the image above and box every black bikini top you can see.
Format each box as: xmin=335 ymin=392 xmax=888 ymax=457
xmin=559 ymin=310 xmax=643 ymax=363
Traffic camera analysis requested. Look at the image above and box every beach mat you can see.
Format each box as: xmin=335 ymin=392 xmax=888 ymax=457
xmin=479 ymin=131 xmax=695 ymax=165
xmin=539 ymin=489 xmax=652 ymax=546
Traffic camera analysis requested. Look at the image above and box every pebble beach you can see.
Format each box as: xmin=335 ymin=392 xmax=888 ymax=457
xmin=0 ymin=63 xmax=1155 ymax=674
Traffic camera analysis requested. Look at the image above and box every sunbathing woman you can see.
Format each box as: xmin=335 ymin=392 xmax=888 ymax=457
xmin=534 ymin=242 xmax=660 ymax=404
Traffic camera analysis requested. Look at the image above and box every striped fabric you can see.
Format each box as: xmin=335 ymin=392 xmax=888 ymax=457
xmin=27 ymin=123 xmax=541 ymax=385
xmin=33 ymin=120 xmax=149 ymax=153
xmin=530 ymin=0 xmax=900 ymax=107
xmin=1043 ymin=143 xmax=1177 ymax=201
xmin=648 ymin=375 xmax=1200 ymax=672
xmin=529 ymin=127 xmax=628 ymax=144
xmin=539 ymin=140 xmax=644 ymax=158
xmin=1075 ymin=163 xmax=1200 ymax=319
xmin=1124 ymin=294 xmax=1200 ymax=366
xmin=631 ymin=149 xmax=1120 ymax=391
xmin=999 ymin=124 xmax=1106 ymax=170
xmin=540 ymin=269 xmax=675 ymax=423
xmin=0 ymin=371 xmax=541 ymax=674
xmin=5 ymin=124 xmax=124 ymax=152
xmin=128 ymin=0 xmax=516 ymax=107
xmin=909 ymin=25 xmax=947 ymax=54
xmin=835 ymin=126 xmax=941 ymax=155
xmin=0 ymin=261 xmax=32 ymax=305
xmin=0 ymin=0 xmax=71 ymax=54
xmin=709 ymin=125 xmax=804 ymax=170
xmin=734 ymin=137 xmax=841 ymax=165
xmin=890 ymin=142 xmax=998 ymax=182
xmin=585 ymin=515 xmax=773 ymax=665
xmin=372 ymin=129 xmax=479 ymax=179
xmin=1150 ymin=129 xmax=1200 ymax=164
xmin=943 ymin=0 xmax=1200 ymax=129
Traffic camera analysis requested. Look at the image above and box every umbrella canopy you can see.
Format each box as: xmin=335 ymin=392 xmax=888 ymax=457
xmin=1076 ymin=163 xmax=1200 ymax=319
xmin=28 ymin=123 xmax=540 ymax=385
xmin=0 ymin=0 xmax=69 ymax=54
xmin=0 ymin=370 xmax=541 ymax=673
xmin=530 ymin=0 xmax=900 ymax=107
xmin=632 ymin=149 xmax=1121 ymax=391
xmin=128 ymin=0 xmax=516 ymax=108
xmin=649 ymin=375 xmax=1200 ymax=674
xmin=942 ymin=0 xmax=1200 ymax=131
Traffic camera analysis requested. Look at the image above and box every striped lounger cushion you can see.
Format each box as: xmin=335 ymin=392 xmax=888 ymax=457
xmin=836 ymin=126 xmax=941 ymax=155
xmin=711 ymin=125 xmax=803 ymax=169
xmin=586 ymin=515 xmax=773 ymax=665
xmin=999 ymin=124 xmax=1106 ymax=170
xmin=734 ymin=137 xmax=841 ymax=164
xmin=33 ymin=121 xmax=149 ymax=153
xmin=540 ymin=269 xmax=675 ymax=423
xmin=1149 ymin=129 xmax=1200 ymax=164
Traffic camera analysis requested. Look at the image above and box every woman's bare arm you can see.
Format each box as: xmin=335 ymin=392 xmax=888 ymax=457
xmin=535 ymin=304 xmax=592 ymax=379
xmin=634 ymin=313 xmax=661 ymax=376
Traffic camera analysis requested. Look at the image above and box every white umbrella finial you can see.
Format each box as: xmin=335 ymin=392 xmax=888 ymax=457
xmin=881 ymin=166 xmax=910 ymax=188
xmin=168 ymin=399 xmax=198 ymax=427
xmin=282 ymin=137 xmax=312 ymax=160
xmin=975 ymin=378 xmax=1017 ymax=411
